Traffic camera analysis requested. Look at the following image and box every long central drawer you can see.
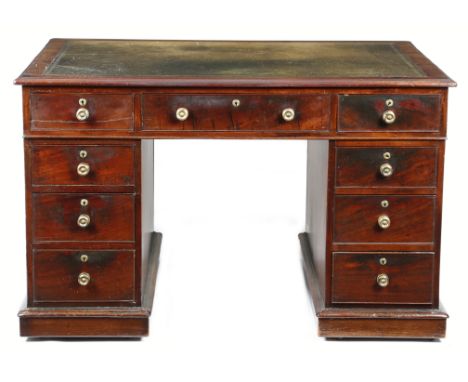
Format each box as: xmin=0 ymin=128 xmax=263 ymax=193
xmin=142 ymin=94 xmax=331 ymax=131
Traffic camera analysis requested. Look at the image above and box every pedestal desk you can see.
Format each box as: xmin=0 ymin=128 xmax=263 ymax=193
xmin=15 ymin=39 xmax=456 ymax=339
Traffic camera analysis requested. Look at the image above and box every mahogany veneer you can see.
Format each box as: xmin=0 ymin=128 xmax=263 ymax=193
xmin=15 ymin=39 xmax=455 ymax=339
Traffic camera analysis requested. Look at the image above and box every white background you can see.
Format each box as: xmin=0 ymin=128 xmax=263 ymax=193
xmin=0 ymin=1 xmax=466 ymax=381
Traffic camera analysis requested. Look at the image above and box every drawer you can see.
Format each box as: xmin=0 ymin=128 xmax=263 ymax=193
xmin=142 ymin=94 xmax=331 ymax=131
xmin=32 ymin=193 xmax=135 ymax=243
xmin=30 ymin=143 xmax=136 ymax=187
xmin=333 ymin=195 xmax=435 ymax=244
xmin=331 ymin=252 xmax=435 ymax=305
xmin=338 ymin=94 xmax=442 ymax=132
xmin=32 ymin=249 xmax=135 ymax=304
xmin=335 ymin=146 xmax=438 ymax=189
xmin=29 ymin=93 xmax=134 ymax=130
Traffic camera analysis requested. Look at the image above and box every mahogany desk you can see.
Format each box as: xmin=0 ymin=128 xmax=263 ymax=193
xmin=15 ymin=39 xmax=456 ymax=339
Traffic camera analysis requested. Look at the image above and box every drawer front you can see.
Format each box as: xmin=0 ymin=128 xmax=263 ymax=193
xmin=33 ymin=249 xmax=135 ymax=304
xmin=333 ymin=195 xmax=435 ymax=244
xmin=142 ymin=94 xmax=331 ymax=131
xmin=30 ymin=93 xmax=134 ymax=130
xmin=338 ymin=94 xmax=442 ymax=132
xmin=332 ymin=252 xmax=434 ymax=304
xmin=335 ymin=146 xmax=438 ymax=189
xmin=32 ymin=193 xmax=135 ymax=243
xmin=31 ymin=144 xmax=136 ymax=187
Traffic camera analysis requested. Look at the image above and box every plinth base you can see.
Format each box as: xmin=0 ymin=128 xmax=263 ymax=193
xmin=299 ymin=232 xmax=448 ymax=339
xmin=19 ymin=232 xmax=162 ymax=338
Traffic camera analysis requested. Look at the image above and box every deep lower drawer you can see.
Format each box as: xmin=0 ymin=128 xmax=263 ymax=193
xmin=331 ymin=252 xmax=435 ymax=305
xmin=32 ymin=249 xmax=136 ymax=305
xmin=30 ymin=143 xmax=136 ymax=188
xmin=32 ymin=193 xmax=135 ymax=243
xmin=333 ymin=195 xmax=435 ymax=245
xmin=142 ymin=93 xmax=331 ymax=131
xmin=338 ymin=94 xmax=442 ymax=133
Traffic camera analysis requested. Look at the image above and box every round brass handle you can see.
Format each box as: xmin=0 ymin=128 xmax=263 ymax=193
xmin=382 ymin=110 xmax=396 ymax=124
xmin=78 ymin=272 xmax=91 ymax=286
xmin=282 ymin=108 xmax=295 ymax=122
xmin=378 ymin=214 xmax=391 ymax=229
xmin=175 ymin=107 xmax=189 ymax=121
xmin=77 ymin=162 xmax=90 ymax=176
xmin=380 ymin=163 xmax=393 ymax=177
xmin=77 ymin=214 xmax=91 ymax=228
xmin=76 ymin=107 xmax=90 ymax=121
xmin=376 ymin=273 xmax=389 ymax=288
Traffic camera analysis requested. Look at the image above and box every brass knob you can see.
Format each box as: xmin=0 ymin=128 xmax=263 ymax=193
xmin=382 ymin=110 xmax=396 ymax=124
xmin=175 ymin=107 xmax=189 ymax=121
xmin=78 ymin=272 xmax=91 ymax=286
xmin=77 ymin=214 xmax=91 ymax=228
xmin=282 ymin=108 xmax=295 ymax=122
xmin=77 ymin=162 xmax=90 ymax=176
xmin=380 ymin=163 xmax=393 ymax=177
xmin=378 ymin=214 xmax=391 ymax=229
xmin=76 ymin=107 xmax=90 ymax=121
xmin=376 ymin=273 xmax=389 ymax=288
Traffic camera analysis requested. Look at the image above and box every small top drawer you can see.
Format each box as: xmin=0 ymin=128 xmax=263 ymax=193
xmin=29 ymin=93 xmax=134 ymax=130
xmin=30 ymin=143 xmax=136 ymax=188
xmin=338 ymin=94 xmax=442 ymax=132
xmin=142 ymin=94 xmax=331 ymax=131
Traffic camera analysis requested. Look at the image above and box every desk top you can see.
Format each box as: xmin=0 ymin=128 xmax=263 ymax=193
xmin=16 ymin=39 xmax=455 ymax=88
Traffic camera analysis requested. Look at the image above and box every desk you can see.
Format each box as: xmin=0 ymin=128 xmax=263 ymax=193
xmin=15 ymin=40 xmax=455 ymax=339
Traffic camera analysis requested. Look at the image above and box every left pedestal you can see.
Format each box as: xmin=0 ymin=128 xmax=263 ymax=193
xmin=19 ymin=139 xmax=158 ymax=338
